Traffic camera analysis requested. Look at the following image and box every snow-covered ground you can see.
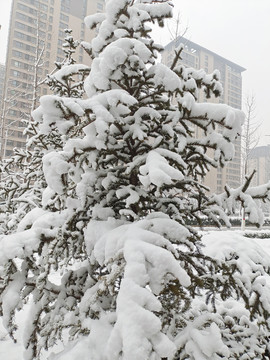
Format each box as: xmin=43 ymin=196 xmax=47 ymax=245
xmin=1 ymin=229 xmax=270 ymax=359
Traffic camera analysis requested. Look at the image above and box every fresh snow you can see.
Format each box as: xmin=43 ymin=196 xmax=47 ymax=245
xmin=1 ymin=230 xmax=270 ymax=359
xmin=1 ymin=0 xmax=270 ymax=359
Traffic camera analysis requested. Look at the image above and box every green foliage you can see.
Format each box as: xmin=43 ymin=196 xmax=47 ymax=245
xmin=244 ymin=231 xmax=270 ymax=239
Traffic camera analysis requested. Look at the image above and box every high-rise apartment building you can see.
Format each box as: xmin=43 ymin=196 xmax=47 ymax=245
xmin=0 ymin=63 xmax=5 ymax=112
xmin=1 ymin=0 xmax=105 ymax=158
xmin=248 ymin=145 xmax=270 ymax=186
xmin=162 ymin=37 xmax=246 ymax=193
xmin=247 ymin=145 xmax=270 ymax=216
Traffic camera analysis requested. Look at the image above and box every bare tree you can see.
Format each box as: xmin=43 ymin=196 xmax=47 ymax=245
xmin=242 ymin=94 xmax=260 ymax=179
xmin=241 ymin=94 xmax=261 ymax=230
xmin=165 ymin=12 xmax=189 ymax=70
xmin=31 ymin=16 xmax=45 ymax=113
xmin=167 ymin=11 xmax=188 ymax=42
xmin=0 ymin=82 xmax=27 ymax=159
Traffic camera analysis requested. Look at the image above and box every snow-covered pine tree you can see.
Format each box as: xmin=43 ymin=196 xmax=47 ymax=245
xmin=1 ymin=0 xmax=270 ymax=359
xmin=0 ymin=29 xmax=89 ymax=235
xmin=46 ymin=29 xmax=90 ymax=98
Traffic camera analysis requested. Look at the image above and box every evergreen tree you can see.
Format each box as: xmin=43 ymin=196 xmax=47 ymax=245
xmin=0 ymin=1 xmax=270 ymax=359
xmin=0 ymin=29 xmax=89 ymax=234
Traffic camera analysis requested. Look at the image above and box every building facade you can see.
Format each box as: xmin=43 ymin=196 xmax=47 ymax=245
xmin=1 ymin=0 xmax=105 ymax=158
xmin=0 ymin=63 xmax=5 ymax=112
xmin=248 ymin=145 xmax=270 ymax=186
xmin=162 ymin=37 xmax=245 ymax=194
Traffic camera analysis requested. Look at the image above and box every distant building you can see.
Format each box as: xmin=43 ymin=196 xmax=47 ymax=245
xmin=248 ymin=145 xmax=270 ymax=186
xmin=1 ymin=0 xmax=105 ymax=158
xmin=0 ymin=62 xmax=5 ymax=111
xmin=162 ymin=37 xmax=246 ymax=193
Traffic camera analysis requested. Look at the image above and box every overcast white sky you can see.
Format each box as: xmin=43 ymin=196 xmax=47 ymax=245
xmin=0 ymin=0 xmax=269 ymax=145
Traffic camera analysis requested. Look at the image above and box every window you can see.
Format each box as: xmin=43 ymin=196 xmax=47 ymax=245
xmin=14 ymin=31 xmax=24 ymax=39
xmin=16 ymin=12 xmax=27 ymax=21
xmin=60 ymin=13 xmax=69 ymax=22
xmin=7 ymin=141 xmax=15 ymax=148
xmin=11 ymin=70 xmax=20 ymax=77
xmin=9 ymin=110 xmax=18 ymax=116
xmin=25 ymin=44 xmax=36 ymax=53
xmin=11 ymin=79 xmax=20 ymax=87
xmin=18 ymin=3 xmax=37 ymax=16
xmin=12 ymin=50 xmax=24 ymax=58
xmin=24 ymin=53 xmax=35 ymax=62
xmin=24 ymin=93 xmax=33 ymax=100
xmin=28 ymin=25 xmax=35 ymax=34
xmin=40 ymin=4 xmax=48 ymax=11
xmin=40 ymin=13 xmax=47 ymax=20
xmin=27 ymin=35 xmax=35 ymax=43
xmin=39 ymin=21 xmax=46 ymax=29
xmin=39 ymin=40 xmax=45 ymax=48
xmin=59 ymin=22 xmax=68 ymax=29
xmin=15 ymin=21 xmax=26 ymax=30
xmin=18 ymin=121 xmax=26 ymax=128
xmin=20 ymin=0 xmax=35 ymax=5
xmin=14 ymin=31 xmax=36 ymax=44
xmin=14 ymin=40 xmax=24 ymax=48
xmin=61 ymin=5 xmax=70 ymax=13
xmin=6 ymin=150 xmax=13 ymax=157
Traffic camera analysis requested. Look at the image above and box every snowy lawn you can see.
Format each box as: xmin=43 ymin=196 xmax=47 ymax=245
xmin=1 ymin=229 xmax=270 ymax=359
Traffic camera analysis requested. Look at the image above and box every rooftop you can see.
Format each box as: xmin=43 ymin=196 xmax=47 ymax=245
xmin=164 ymin=36 xmax=246 ymax=73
